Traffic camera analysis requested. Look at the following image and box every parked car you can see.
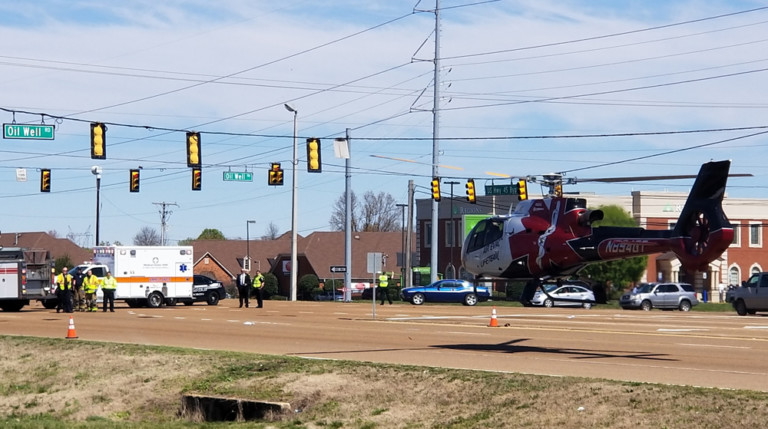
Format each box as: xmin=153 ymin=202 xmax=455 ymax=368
xmin=400 ymin=279 xmax=491 ymax=306
xmin=531 ymin=282 xmax=596 ymax=309
xmin=177 ymin=275 xmax=226 ymax=306
xmin=620 ymin=282 xmax=698 ymax=311
xmin=314 ymin=290 xmax=344 ymax=301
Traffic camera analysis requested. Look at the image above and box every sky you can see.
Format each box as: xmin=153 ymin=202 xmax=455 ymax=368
xmin=1 ymin=0 xmax=767 ymax=247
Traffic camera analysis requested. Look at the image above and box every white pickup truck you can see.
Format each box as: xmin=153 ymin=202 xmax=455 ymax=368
xmin=729 ymin=272 xmax=768 ymax=316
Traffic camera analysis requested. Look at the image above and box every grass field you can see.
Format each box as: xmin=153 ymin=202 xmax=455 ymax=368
xmin=1 ymin=335 xmax=765 ymax=428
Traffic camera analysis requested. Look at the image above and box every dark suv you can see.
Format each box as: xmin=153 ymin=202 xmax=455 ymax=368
xmin=178 ymin=275 xmax=227 ymax=306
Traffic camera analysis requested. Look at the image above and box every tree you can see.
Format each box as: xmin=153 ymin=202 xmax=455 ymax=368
xmin=262 ymin=222 xmax=280 ymax=240
xmin=197 ymin=228 xmax=225 ymax=240
xmin=133 ymin=227 xmax=161 ymax=246
xmin=329 ymin=190 xmax=399 ymax=232
xmin=298 ymin=274 xmax=319 ymax=300
xmin=580 ymin=205 xmax=648 ymax=294
xmin=329 ymin=191 xmax=359 ymax=231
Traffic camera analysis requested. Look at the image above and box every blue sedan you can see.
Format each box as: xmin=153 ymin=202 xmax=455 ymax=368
xmin=400 ymin=280 xmax=491 ymax=306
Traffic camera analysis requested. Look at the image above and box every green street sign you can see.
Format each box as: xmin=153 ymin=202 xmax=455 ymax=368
xmin=223 ymin=171 xmax=253 ymax=182
xmin=3 ymin=124 xmax=55 ymax=140
xmin=484 ymin=184 xmax=518 ymax=196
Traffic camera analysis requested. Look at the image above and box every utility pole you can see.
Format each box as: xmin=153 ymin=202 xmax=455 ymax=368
xmin=153 ymin=202 xmax=178 ymax=246
xmin=446 ymin=180 xmax=459 ymax=278
xmin=406 ymin=180 xmax=414 ymax=288
xmin=430 ymin=0 xmax=442 ymax=283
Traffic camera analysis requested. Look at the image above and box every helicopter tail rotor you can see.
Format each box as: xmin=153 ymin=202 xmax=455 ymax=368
xmin=671 ymin=160 xmax=734 ymax=271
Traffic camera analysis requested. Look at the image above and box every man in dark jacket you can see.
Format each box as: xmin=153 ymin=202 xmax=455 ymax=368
xmin=236 ymin=269 xmax=251 ymax=308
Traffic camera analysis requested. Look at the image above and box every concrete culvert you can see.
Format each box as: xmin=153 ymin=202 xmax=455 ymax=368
xmin=181 ymin=394 xmax=291 ymax=422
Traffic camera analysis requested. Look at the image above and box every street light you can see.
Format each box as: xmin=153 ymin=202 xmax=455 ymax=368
xmin=91 ymin=166 xmax=102 ymax=246
xmin=246 ymin=220 xmax=256 ymax=271
xmin=284 ymin=103 xmax=298 ymax=301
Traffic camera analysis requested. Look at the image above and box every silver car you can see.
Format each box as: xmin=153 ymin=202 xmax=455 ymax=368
xmin=531 ymin=283 xmax=596 ymax=309
xmin=620 ymin=282 xmax=698 ymax=311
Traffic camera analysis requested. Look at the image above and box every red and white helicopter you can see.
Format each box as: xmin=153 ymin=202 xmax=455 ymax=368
xmin=461 ymin=160 xmax=744 ymax=305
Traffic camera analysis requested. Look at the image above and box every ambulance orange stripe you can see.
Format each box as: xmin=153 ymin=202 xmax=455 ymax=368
xmin=115 ymin=276 xmax=192 ymax=283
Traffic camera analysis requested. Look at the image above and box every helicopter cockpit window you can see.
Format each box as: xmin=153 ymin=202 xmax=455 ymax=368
xmin=466 ymin=219 xmax=504 ymax=253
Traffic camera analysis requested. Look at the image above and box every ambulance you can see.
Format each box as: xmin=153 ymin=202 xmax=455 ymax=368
xmin=76 ymin=246 xmax=194 ymax=308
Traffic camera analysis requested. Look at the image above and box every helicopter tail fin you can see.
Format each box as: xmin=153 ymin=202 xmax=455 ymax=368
xmin=671 ymin=160 xmax=734 ymax=271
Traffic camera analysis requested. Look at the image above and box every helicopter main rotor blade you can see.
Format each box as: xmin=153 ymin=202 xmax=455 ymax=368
xmin=576 ymin=173 xmax=752 ymax=183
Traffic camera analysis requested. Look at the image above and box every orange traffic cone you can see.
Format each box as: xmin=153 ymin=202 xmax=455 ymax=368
xmin=489 ymin=306 xmax=498 ymax=327
xmin=65 ymin=316 xmax=78 ymax=339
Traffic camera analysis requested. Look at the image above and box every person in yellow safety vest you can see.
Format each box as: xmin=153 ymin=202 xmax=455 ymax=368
xmin=83 ymin=270 xmax=101 ymax=312
xmin=251 ymin=270 xmax=265 ymax=308
xmin=55 ymin=267 xmax=74 ymax=313
xmin=101 ymin=271 xmax=118 ymax=312
xmin=378 ymin=272 xmax=392 ymax=305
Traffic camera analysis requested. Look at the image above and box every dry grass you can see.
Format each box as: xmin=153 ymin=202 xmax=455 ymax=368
xmin=1 ymin=335 xmax=767 ymax=428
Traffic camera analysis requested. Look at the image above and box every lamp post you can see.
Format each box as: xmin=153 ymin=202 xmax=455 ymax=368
xmin=446 ymin=180 xmax=460 ymax=279
xmin=284 ymin=103 xmax=298 ymax=301
xmin=246 ymin=220 xmax=256 ymax=270
xmin=91 ymin=166 xmax=102 ymax=246
xmin=396 ymin=203 xmax=407 ymax=282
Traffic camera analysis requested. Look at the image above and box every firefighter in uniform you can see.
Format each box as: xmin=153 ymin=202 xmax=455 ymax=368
xmin=252 ymin=270 xmax=265 ymax=308
xmin=83 ymin=270 xmax=101 ymax=312
xmin=71 ymin=267 xmax=86 ymax=312
xmin=101 ymin=271 xmax=117 ymax=312
xmin=378 ymin=272 xmax=392 ymax=305
xmin=56 ymin=267 xmax=74 ymax=313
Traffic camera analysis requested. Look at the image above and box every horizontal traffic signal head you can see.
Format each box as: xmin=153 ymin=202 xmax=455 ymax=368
xmin=465 ymin=179 xmax=476 ymax=204
xmin=306 ymin=138 xmax=321 ymax=172
xmin=431 ymin=177 xmax=441 ymax=202
xmin=192 ymin=168 xmax=202 ymax=191
xmin=90 ymin=122 xmax=106 ymax=160
xmin=186 ymin=132 xmax=201 ymax=168
xmin=130 ymin=169 xmax=140 ymax=193
xmin=40 ymin=169 xmax=51 ymax=192
xmin=268 ymin=163 xmax=284 ymax=186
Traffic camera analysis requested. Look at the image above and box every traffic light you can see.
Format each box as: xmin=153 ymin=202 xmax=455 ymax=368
xmin=431 ymin=177 xmax=441 ymax=202
xmin=268 ymin=163 xmax=284 ymax=186
xmin=554 ymin=183 xmax=563 ymax=197
xmin=40 ymin=169 xmax=51 ymax=192
xmin=465 ymin=179 xmax=476 ymax=204
xmin=306 ymin=138 xmax=321 ymax=172
xmin=90 ymin=122 xmax=106 ymax=159
xmin=130 ymin=169 xmax=140 ymax=193
xmin=192 ymin=168 xmax=202 ymax=191
xmin=186 ymin=132 xmax=201 ymax=168
xmin=517 ymin=178 xmax=527 ymax=201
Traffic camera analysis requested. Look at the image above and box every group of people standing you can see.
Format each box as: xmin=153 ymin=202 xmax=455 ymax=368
xmin=54 ymin=267 xmax=118 ymax=313
xmin=236 ymin=269 xmax=265 ymax=308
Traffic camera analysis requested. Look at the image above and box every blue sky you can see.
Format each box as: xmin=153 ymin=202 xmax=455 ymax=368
xmin=1 ymin=0 xmax=767 ymax=246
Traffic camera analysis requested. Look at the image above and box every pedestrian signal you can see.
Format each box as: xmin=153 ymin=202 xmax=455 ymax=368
xmin=517 ymin=179 xmax=528 ymax=201
xmin=268 ymin=163 xmax=284 ymax=186
xmin=186 ymin=132 xmax=201 ymax=168
xmin=40 ymin=169 xmax=51 ymax=192
xmin=130 ymin=169 xmax=140 ymax=192
xmin=90 ymin=122 xmax=106 ymax=159
xmin=306 ymin=138 xmax=321 ymax=172
xmin=431 ymin=177 xmax=441 ymax=202
xmin=192 ymin=168 xmax=202 ymax=191
xmin=466 ymin=179 xmax=476 ymax=204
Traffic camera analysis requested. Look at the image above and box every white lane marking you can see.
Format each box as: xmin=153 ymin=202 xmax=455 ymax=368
xmin=200 ymin=318 xmax=212 ymax=321
xmin=744 ymin=325 xmax=768 ymax=329
xmin=657 ymin=328 xmax=708 ymax=332
xmin=174 ymin=317 xmax=185 ymax=320
xmin=678 ymin=343 xmax=750 ymax=349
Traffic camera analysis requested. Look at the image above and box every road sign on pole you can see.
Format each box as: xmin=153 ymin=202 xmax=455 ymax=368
xmin=366 ymin=252 xmax=382 ymax=274
xmin=330 ymin=265 xmax=347 ymax=273
xmin=3 ymin=124 xmax=55 ymax=140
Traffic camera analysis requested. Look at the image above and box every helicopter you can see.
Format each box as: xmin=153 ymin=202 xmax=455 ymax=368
xmin=461 ymin=160 xmax=743 ymax=306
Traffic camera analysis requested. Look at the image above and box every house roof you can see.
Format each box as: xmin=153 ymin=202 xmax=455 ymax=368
xmin=190 ymin=230 xmax=412 ymax=280
xmin=0 ymin=231 xmax=91 ymax=264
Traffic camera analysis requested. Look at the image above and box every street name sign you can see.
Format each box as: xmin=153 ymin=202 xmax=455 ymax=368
xmin=3 ymin=124 xmax=55 ymax=140
xmin=222 ymin=171 xmax=253 ymax=182
xmin=484 ymin=184 xmax=519 ymax=196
